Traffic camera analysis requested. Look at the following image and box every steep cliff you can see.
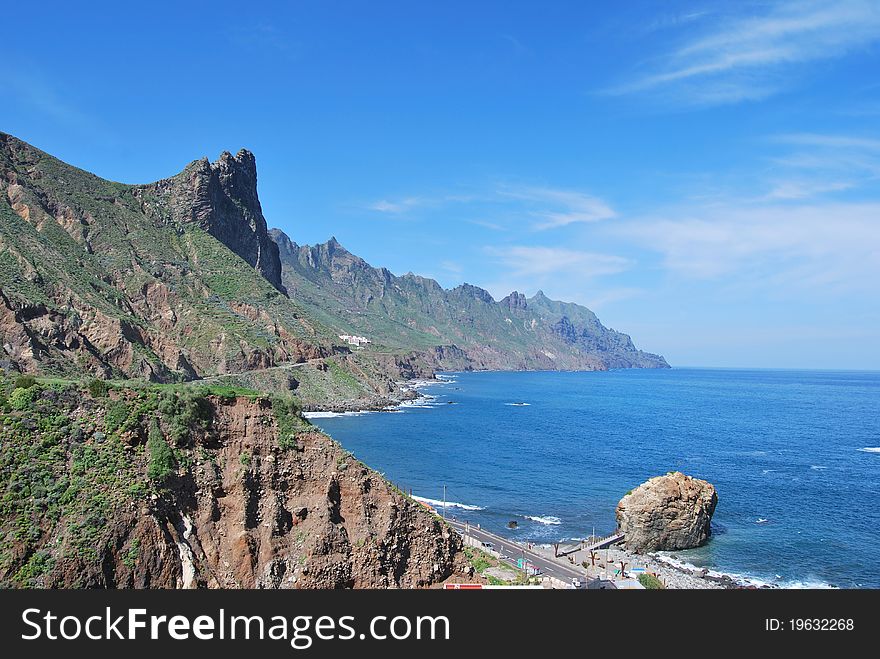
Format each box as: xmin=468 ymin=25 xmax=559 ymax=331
xmin=0 ymin=378 xmax=464 ymax=588
xmin=133 ymin=149 xmax=286 ymax=294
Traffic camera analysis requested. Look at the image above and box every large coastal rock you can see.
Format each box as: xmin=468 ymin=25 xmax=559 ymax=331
xmin=616 ymin=472 xmax=718 ymax=553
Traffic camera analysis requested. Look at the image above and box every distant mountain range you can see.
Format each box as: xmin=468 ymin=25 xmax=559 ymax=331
xmin=0 ymin=132 xmax=667 ymax=388
xmin=271 ymin=230 xmax=667 ymax=370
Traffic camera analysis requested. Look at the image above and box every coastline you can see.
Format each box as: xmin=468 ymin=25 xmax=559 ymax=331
xmin=302 ymin=375 xmax=455 ymax=418
xmin=305 ymin=371 xmax=840 ymax=590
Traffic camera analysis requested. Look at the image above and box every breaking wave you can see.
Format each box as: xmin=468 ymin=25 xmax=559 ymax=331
xmin=412 ymin=495 xmax=484 ymax=511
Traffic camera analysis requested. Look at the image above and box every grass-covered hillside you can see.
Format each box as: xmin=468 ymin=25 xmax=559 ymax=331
xmin=0 ymin=132 xmax=331 ymax=382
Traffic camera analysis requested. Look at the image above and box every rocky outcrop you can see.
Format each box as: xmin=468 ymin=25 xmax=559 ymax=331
xmin=0 ymin=133 xmax=329 ymax=382
xmin=135 ymin=149 xmax=287 ymax=294
xmin=500 ymin=291 xmax=528 ymax=311
xmin=616 ymin=472 xmax=718 ymax=553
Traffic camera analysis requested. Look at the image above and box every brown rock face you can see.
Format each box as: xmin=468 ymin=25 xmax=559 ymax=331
xmin=30 ymin=396 xmax=462 ymax=589
xmin=616 ymin=472 xmax=718 ymax=553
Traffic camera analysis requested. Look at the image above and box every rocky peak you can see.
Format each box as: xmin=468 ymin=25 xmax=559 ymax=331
xmin=138 ymin=149 xmax=287 ymax=294
xmin=500 ymin=291 xmax=528 ymax=311
xmin=268 ymin=227 xmax=297 ymax=255
xmin=323 ymin=236 xmax=345 ymax=257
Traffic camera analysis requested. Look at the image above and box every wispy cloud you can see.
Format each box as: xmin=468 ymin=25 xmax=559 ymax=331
xmin=468 ymin=219 xmax=506 ymax=231
xmin=620 ymin=201 xmax=880 ymax=290
xmin=440 ymin=260 xmax=463 ymax=274
xmin=762 ymin=180 xmax=854 ymax=201
xmin=485 ymin=245 xmax=629 ymax=278
xmin=609 ymin=0 xmax=880 ymax=105
xmin=366 ymin=197 xmax=427 ymax=214
xmin=773 ymin=133 xmax=880 ymax=151
xmin=766 ymin=132 xmax=880 ymax=192
xmin=639 ymin=10 xmax=712 ymax=35
xmin=498 ymin=186 xmax=617 ymax=229
xmin=364 ymin=185 xmax=615 ymax=230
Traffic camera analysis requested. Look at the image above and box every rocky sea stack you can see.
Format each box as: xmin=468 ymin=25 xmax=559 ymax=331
xmin=616 ymin=472 xmax=718 ymax=553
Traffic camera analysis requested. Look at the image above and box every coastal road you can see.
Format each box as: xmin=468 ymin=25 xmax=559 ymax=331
xmin=445 ymin=519 xmax=588 ymax=584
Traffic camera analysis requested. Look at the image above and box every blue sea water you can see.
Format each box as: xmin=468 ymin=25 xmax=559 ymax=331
xmin=311 ymin=369 xmax=880 ymax=588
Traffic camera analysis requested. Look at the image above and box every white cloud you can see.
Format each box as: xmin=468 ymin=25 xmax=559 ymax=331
xmin=762 ymin=180 xmax=855 ymax=200
xmin=620 ymin=201 xmax=880 ymax=289
xmin=609 ymin=0 xmax=880 ymax=105
xmin=440 ymin=260 xmax=463 ymax=274
xmin=467 ymin=219 xmax=506 ymax=231
xmin=366 ymin=197 xmax=426 ymax=213
xmin=363 ymin=185 xmax=615 ymax=230
xmin=485 ymin=245 xmax=630 ymax=278
xmin=774 ymin=133 xmax=880 ymax=151
xmin=762 ymin=132 xmax=880 ymax=197
xmin=498 ymin=186 xmax=617 ymax=229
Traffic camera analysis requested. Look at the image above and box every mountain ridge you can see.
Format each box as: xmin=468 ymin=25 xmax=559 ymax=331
xmin=0 ymin=130 xmax=667 ymax=387
xmin=269 ymin=228 xmax=669 ymax=371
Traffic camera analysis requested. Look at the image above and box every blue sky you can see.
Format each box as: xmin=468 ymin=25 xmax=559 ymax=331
xmin=4 ymin=0 xmax=880 ymax=368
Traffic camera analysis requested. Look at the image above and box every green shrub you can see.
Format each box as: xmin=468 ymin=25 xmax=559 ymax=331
xmin=13 ymin=374 xmax=37 ymax=389
xmin=637 ymin=573 xmax=664 ymax=589
xmin=272 ymin=397 xmax=307 ymax=450
xmin=158 ymin=391 xmax=212 ymax=445
xmin=146 ymin=422 xmax=175 ymax=483
xmin=14 ymin=550 xmax=54 ymax=585
xmin=8 ymin=386 xmax=40 ymax=410
xmin=87 ymin=379 xmax=109 ymax=398
xmin=104 ymin=401 xmax=130 ymax=433
xmin=239 ymin=452 xmax=251 ymax=466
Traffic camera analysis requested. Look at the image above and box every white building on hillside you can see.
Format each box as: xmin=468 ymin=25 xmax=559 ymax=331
xmin=339 ymin=334 xmax=371 ymax=349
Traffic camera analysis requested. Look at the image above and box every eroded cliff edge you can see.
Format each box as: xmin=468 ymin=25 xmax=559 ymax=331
xmin=0 ymin=380 xmax=464 ymax=588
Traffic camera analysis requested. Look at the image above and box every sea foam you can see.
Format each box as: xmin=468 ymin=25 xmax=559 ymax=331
xmin=303 ymin=410 xmax=374 ymax=419
xmin=653 ymin=554 xmax=836 ymax=590
xmin=412 ymin=495 xmax=484 ymax=511
xmin=525 ymin=515 xmax=561 ymax=525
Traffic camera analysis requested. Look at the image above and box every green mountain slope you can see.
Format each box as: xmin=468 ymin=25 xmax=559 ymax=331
xmin=271 ymin=230 xmax=669 ymax=371
xmin=0 ymin=132 xmax=666 ymax=388
xmin=0 ymin=133 xmax=329 ymax=381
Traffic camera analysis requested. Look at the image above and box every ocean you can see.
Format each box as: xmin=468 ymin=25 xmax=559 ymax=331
xmin=310 ymin=368 xmax=880 ymax=588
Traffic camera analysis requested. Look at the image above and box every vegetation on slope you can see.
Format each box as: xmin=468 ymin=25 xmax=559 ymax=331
xmin=0 ymin=371 xmax=311 ymax=587
xmin=0 ymin=132 xmax=331 ymax=383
